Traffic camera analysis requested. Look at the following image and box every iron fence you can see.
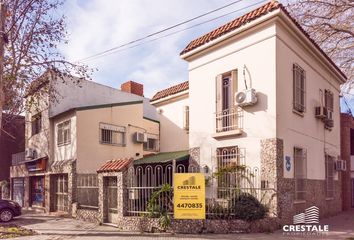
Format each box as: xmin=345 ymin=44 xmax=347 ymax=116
xmin=125 ymin=163 xmax=275 ymax=218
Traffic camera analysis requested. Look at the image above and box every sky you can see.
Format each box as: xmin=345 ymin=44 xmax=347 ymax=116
xmin=57 ymin=0 xmax=354 ymax=114
xmin=58 ymin=0 xmax=273 ymax=98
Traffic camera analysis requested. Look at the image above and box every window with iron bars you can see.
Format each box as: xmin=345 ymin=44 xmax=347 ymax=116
xmin=99 ymin=123 xmax=126 ymax=146
xmin=325 ymin=154 xmax=334 ymax=198
xmin=77 ymin=174 xmax=99 ymax=208
xmin=216 ymin=146 xmax=245 ymax=199
xmin=293 ymin=64 xmax=306 ymax=113
xmin=294 ymin=147 xmax=307 ymax=201
xmin=143 ymin=137 xmax=159 ymax=152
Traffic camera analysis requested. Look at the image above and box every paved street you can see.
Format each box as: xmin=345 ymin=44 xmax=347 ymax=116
xmin=1 ymin=210 xmax=353 ymax=240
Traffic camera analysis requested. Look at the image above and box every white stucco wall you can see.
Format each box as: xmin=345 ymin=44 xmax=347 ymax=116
xmin=154 ymin=94 xmax=189 ymax=152
xmin=185 ymin=22 xmax=277 ymax=170
xmin=276 ymin=23 xmax=342 ymax=180
xmin=53 ymin=111 xmax=77 ymax=162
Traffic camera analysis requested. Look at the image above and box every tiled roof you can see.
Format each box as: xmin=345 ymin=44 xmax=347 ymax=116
xmin=180 ymin=1 xmax=281 ymax=55
xmin=151 ymin=81 xmax=189 ymax=102
xmin=179 ymin=1 xmax=346 ymax=80
xmin=97 ymin=158 xmax=133 ymax=173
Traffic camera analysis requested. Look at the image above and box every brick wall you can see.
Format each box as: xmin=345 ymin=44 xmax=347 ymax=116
xmin=121 ymin=81 xmax=144 ymax=96
xmin=340 ymin=113 xmax=354 ymax=210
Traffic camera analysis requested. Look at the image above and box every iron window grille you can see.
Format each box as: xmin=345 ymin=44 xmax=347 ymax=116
xmin=294 ymin=147 xmax=307 ymax=201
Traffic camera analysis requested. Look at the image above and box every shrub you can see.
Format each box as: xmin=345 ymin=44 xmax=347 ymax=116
xmin=230 ymin=193 xmax=268 ymax=221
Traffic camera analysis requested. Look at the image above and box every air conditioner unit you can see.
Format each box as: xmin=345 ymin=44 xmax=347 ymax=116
xmin=335 ymin=160 xmax=347 ymax=171
xmin=134 ymin=132 xmax=147 ymax=143
xmin=235 ymin=89 xmax=257 ymax=107
xmin=25 ymin=148 xmax=37 ymax=159
xmin=324 ymin=119 xmax=334 ymax=128
xmin=315 ymin=106 xmax=327 ymax=119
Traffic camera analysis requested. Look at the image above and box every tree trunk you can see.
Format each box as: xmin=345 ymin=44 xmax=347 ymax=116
xmin=0 ymin=3 xmax=6 ymax=139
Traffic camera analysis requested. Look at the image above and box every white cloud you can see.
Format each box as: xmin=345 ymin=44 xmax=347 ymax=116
xmin=59 ymin=0 xmax=263 ymax=98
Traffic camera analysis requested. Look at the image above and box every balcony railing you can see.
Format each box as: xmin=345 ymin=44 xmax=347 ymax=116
xmin=12 ymin=152 xmax=25 ymax=165
xmin=215 ymin=107 xmax=243 ymax=133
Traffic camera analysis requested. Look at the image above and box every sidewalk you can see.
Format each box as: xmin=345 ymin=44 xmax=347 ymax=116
xmin=5 ymin=210 xmax=354 ymax=240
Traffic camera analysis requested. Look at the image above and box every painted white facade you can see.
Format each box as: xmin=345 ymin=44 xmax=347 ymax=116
xmin=185 ymin=22 xmax=277 ymax=171
xmin=153 ymin=92 xmax=189 ymax=152
xmin=181 ymin=11 xmax=345 ymax=179
xmin=276 ymin=21 xmax=342 ymax=180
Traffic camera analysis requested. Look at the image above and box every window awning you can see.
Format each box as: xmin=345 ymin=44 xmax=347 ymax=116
xmin=134 ymin=150 xmax=189 ymax=165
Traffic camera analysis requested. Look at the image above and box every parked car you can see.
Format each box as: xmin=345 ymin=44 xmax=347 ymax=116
xmin=0 ymin=199 xmax=21 ymax=222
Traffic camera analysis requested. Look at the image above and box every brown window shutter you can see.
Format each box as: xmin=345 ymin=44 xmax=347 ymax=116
xmin=230 ymin=70 xmax=238 ymax=106
xmin=216 ymin=74 xmax=223 ymax=113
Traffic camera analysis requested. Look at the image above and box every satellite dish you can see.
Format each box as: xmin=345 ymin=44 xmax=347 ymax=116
xmin=235 ymin=91 xmax=246 ymax=104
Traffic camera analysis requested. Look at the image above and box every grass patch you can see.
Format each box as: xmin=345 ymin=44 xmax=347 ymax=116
xmin=0 ymin=224 xmax=36 ymax=239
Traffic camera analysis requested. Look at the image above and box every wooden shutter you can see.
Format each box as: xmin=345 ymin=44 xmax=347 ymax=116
xmin=325 ymin=89 xmax=334 ymax=112
xmin=216 ymin=74 xmax=223 ymax=113
xmin=216 ymin=75 xmax=223 ymax=132
xmin=293 ymin=64 xmax=298 ymax=110
xmin=293 ymin=64 xmax=305 ymax=112
xmin=230 ymin=70 xmax=238 ymax=107
xmin=300 ymin=70 xmax=305 ymax=111
xmin=183 ymin=106 xmax=189 ymax=130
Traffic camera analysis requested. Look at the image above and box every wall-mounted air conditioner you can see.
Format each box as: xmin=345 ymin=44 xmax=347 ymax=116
xmin=134 ymin=132 xmax=147 ymax=143
xmin=335 ymin=160 xmax=347 ymax=171
xmin=315 ymin=106 xmax=327 ymax=119
xmin=235 ymin=89 xmax=257 ymax=107
xmin=25 ymin=148 xmax=37 ymax=159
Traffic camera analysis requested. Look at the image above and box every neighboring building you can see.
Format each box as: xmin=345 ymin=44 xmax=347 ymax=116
xmin=154 ymin=1 xmax=346 ymax=224
xmin=0 ymin=114 xmax=25 ymax=182
xmin=150 ymin=81 xmax=189 ymax=152
xmin=10 ymin=74 xmax=159 ymax=212
xmin=340 ymin=113 xmax=354 ymax=210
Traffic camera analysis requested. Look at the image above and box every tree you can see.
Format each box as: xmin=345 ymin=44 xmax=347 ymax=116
xmin=286 ymin=0 xmax=354 ymax=81
xmin=0 ymin=0 xmax=91 ymax=139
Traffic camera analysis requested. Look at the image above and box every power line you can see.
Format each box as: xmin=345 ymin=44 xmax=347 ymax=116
xmin=77 ymin=0 xmax=244 ymax=62
xmin=79 ymin=0 xmax=267 ymax=63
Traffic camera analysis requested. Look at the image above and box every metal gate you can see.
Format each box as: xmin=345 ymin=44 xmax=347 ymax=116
xmin=12 ymin=178 xmax=24 ymax=207
xmin=105 ymin=177 xmax=118 ymax=223
xmin=52 ymin=174 xmax=68 ymax=212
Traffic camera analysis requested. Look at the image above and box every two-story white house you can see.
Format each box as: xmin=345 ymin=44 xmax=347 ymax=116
xmin=10 ymin=73 xmax=160 ymax=215
xmin=153 ymin=1 xmax=347 ymax=223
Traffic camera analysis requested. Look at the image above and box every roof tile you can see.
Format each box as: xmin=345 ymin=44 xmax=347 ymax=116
xmin=180 ymin=1 xmax=346 ymax=79
xmin=151 ymin=81 xmax=189 ymax=102
xmin=180 ymin=1 xmax=280 ymax=55
xmin=97 ymin=157 xmax=133 ymax=173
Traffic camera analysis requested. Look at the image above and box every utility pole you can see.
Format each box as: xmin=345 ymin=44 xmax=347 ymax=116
xmin=0 ymin=1 xmax=6 ymax=139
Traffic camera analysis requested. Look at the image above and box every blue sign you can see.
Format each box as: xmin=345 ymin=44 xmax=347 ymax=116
xmin=285 ymin=156 xmax=291 ymax=171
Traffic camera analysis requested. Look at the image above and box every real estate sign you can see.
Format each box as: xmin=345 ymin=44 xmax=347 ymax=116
xmin=173 ymin=173 xmax=205 ymax=219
